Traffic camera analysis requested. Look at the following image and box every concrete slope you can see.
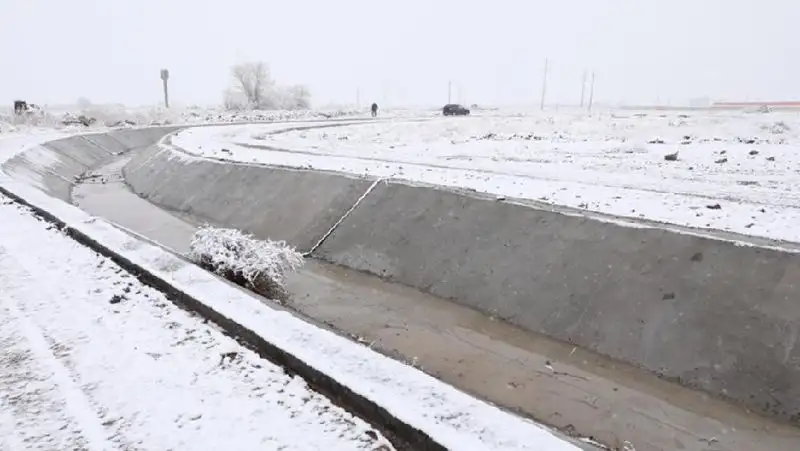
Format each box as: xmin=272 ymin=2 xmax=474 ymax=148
xmin=118 ymin=132 xmax=800 ymax=424
xmin=315 ymin=180 xmax=800 ymax=421
xmin=124 ymin=145 xmax=373 ymax=253
xmin=1 ymin=127 xmax=178 ymax=201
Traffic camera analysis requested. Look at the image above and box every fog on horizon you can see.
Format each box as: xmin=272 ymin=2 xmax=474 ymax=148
xmin=1 ymin=0 xmax=797 ymax=109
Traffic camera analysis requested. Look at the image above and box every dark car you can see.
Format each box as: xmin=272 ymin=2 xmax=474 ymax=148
xmin=442 ymin=104 xmax=470 ymax=116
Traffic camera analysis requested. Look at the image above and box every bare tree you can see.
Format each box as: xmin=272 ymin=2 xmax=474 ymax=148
xmin=230 ymin=62 xmax=274 ymax=109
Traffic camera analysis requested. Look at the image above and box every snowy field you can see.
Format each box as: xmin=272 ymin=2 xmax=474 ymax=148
xmin=173 ymin=110 xmax=800 ymax=243
xmin=0 ymin=103 xmax=438 ymax=134
xmin=0 ymin=196 xmax=393 ymax=450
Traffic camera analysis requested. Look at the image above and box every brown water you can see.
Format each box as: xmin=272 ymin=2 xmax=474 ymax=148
xmin=72 ymin=155 xmax=800 ymax=451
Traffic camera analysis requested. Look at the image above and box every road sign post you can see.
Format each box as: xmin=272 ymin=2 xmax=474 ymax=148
xmin=160 ymin=69 xmax=170 ymax=108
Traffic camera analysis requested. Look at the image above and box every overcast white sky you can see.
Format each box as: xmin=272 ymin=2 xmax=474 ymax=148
xmin=1 ymin=0 xmax=797 ymax=108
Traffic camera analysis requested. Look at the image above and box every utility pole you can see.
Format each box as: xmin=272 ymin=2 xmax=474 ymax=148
xmin=580 ymin=69 xmax=587 ymax=107
xmin=540 ymin=58 xmax=549 ymax=110
xmin=160 ymin=68 xmax=170 ymax=108
xmin=588 ymin=71 xmax=596 ymax=112
xmin=448 ymin=80 xmax=452 ymax=104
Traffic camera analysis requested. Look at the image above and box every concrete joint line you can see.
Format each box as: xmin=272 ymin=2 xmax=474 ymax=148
xmin=44 ymin=167 xmax=75 ymax=186
xmin=45 ymin=144 xmax=94 ymax=167
xmin=304 ymin=178 xmax=383 ymax=257
xmin=133 ymin=144 xmax=168 ymax=172
xmin=82 ymin=135 xmax=122 ymax=156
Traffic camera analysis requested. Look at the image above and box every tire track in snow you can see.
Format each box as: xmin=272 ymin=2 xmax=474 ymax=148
xmin=232 ymin=141 xmax=798 ymax=209
xmin=0 ymin=248 xmax=115 ymax=451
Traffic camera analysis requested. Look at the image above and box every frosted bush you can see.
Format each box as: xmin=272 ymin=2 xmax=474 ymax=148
xmin=0 ymin=118 xmax=15 ymax=133
xmin=1 ymin=107 xmax=63 ymax=128
xmin=2 ymin=101 xmax=362 ymax=133
xmin=76 ymin=104 xmax=183 ymax=127
xmin=763 ymin=121 xmax=791 ymax=135
xmin=187 ymin=225 xmax=304 ymax=301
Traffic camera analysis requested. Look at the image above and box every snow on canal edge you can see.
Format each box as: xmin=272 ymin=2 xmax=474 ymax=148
xmin=173 ymin=111 xmax=800 ymax=243
xmin=0 ymin=195 xmax=393 ymax=451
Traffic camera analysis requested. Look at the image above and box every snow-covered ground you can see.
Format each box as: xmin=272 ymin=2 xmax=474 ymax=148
xmin=0 ymin=196 xmax=395 ymax=451
xmin=0 ymin=129 xmax=81 ymax=164
xmin=0 ymin=103 xmax=431 ymax=132
xmin=172 ymin=110 xmax=800 ymax=243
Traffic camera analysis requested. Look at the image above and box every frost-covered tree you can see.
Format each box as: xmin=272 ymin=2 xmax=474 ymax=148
xmin=223 ymin=87 xmax=248 ymax=111
xmin=230 ymin=61 xmax=273 ymax=109
xmin=223 ymin=61 xmax=311 ymax=111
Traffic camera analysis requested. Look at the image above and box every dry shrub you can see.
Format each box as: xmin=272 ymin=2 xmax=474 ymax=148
xmin=187 ymin=225 xmax=304 ymax=301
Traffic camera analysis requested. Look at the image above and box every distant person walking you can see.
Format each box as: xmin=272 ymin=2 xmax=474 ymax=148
xmin=371 ymin=102 xmax=378 ymax=117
